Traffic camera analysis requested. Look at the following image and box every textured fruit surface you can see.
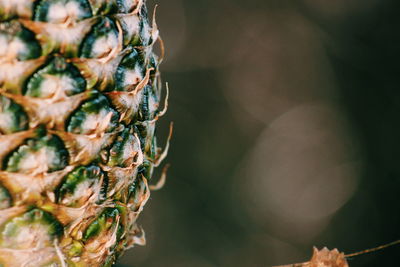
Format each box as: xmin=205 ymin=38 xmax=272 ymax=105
xmin=0 ymin=0 xmax=168 ymax=266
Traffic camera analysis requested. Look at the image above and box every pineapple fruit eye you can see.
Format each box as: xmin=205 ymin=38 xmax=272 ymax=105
xmin=115 ymin=48 xmax=145 ymax=91
xmin=25 ymin=56 xmax=86 ymax=98
xmin=108 ymin=127 xmax=141 ymax=168
xmin=115 ymin=0 xmax=138 ymax=13
xmin=137 ymin=4 xmax=151 ymax=46
xmin=67 ymin=94 xmax=119 ymax=134
xmin=56 ymin=165 xmax=105 ymax=207
xmin=138 ymin=159 xmax=153 ymax=180
xmin=0 ymin=96 xmax=29 ymax=134
xmin=79 ymin=17 xmax=119 ymax=59
xmin=139 ymin=85 xmax=158 ymax=121
xmin=68 ymin=239 xmax=84 ymax=257
xmin=128 ymin=177 xmax=148 ymax=211
xmin=0 ymin=22 xmax=41 ymax=60
xmin=34 ymin=0 xmax=92 ymax=23
xmin=0 ymin=208 xmax=62 ymax=249
xmin=0 ymin=0 xmax=34 ymax=21
xmin=0 ymin=185 xmax=11 ymax=210
xmin=5 ymin=134 xmax=68 ymax=174
xmin=83 ymin=207 xmax=123 ymax=242
xmin=135 ymin=123 xmax=155 ymax=153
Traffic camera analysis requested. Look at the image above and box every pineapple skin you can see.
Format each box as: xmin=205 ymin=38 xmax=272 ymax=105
xmin=0 ymin=0 xmax=167 ymax=266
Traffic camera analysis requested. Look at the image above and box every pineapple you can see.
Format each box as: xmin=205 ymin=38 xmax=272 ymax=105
xmin=0 ymin=0 xmax=169 ymax=266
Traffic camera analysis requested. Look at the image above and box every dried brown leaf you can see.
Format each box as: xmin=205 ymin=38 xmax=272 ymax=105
xmin=274 ymin=247 xmax=349 ymax=267
xmin=310 ymin=247 xmax=349 ymax=267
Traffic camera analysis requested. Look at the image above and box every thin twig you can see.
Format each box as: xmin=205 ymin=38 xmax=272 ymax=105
xmin=345 ymin=239 xmax=400 ymax=258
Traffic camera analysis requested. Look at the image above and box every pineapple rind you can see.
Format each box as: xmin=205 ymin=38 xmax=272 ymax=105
xmin=0 ymin=0 xmax=165 ymax=266
xmin=24 ymin=56 xmax=87 ymax=98
xmin=56 ymin=165 xmax=105 ymax=207
xmin=0 ymin=184 xmax=11 ymax=210
xmin=0 ymin=96 xmax=29 ymax=134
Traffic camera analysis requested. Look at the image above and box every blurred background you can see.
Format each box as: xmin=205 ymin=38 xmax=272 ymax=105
xmin=118 ymin=0 xmax=400 ymax=266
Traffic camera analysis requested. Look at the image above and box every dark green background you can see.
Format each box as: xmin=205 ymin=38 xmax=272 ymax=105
xmin=118 ymin=0 xmax=400 ymax=266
